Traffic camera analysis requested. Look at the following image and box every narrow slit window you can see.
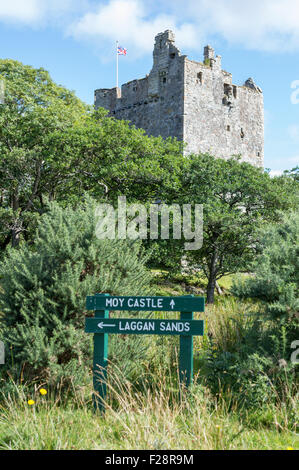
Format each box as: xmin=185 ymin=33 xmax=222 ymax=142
xmin=224 ymin=84 xmax=231 ymax=96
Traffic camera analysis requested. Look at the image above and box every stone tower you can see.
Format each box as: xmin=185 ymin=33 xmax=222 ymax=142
xmin=95 ymin=30 xmax=264 ymax=166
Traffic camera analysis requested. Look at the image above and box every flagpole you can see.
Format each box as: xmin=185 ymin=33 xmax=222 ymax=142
xmin=116 ymin=40 xmax=119 ymax=90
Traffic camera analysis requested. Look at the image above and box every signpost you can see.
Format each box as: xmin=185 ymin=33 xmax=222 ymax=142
xmin=85 ymin=294 xmax=205 ymax=412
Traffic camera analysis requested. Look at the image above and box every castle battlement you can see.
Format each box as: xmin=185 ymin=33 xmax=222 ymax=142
xmin=95 ymin=30 xmax=264 ymax=167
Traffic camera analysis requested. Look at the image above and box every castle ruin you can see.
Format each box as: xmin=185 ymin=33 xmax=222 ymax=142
xmin=95 ymin=30 xmax=264 ymax=167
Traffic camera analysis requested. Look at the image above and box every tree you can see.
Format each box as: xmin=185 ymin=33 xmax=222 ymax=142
xmin=232 ymin=210 xmax=299 ymax=324
xmin=0 ymin=59 xmax=89 ymax=248
xmin=49 ymin=108 xmax=184 ymax=205
xmin=179 ymin=155 xmax=297 ymax=303
xmin=283 ymin=165 xmax=299 ymax=183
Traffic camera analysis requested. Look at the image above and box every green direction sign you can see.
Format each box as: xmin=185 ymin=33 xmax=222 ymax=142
xmin=85 ymin=318 xmax=204 ymax=336
xmin=85 ymin=294 xmax=205 ymax=413
xmin=86 ymin=295 xmax=205 ymax=313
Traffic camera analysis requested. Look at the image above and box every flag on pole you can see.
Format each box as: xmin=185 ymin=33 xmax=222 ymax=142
xmin=117 ymin=45 xmax=127 ymax=56
xmin=116 ymin=42 xmax=127 ymax=89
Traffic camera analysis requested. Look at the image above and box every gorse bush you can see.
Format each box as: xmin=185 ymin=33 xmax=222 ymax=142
xmin=196 ymin=306 xmax=295 ymax=409
xmin=232 ymin=211 xmax=299 ymax=323
xmin=0 ymin=197 xmax=152 ymax=387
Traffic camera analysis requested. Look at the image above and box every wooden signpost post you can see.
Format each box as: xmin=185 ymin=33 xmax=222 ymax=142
xmin=85 ymin=294 xmax=205 ymax=412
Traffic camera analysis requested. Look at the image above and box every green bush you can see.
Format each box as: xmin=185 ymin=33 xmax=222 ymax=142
xmin=0 ymin=198 xmax=152 ymax=388
xmin=205 ymin=344 xmax=297 ymax=412
xmin=232 ymin=211 xmax=299 ymax=323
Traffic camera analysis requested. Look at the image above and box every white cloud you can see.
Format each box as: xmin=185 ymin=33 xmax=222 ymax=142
xmin=183 ymin=0 xmax=299 ymax=52
xmin=0 ymin=0 xmax=85 ymax=25
xmin=0 ymin=0 xmax=41 ymax=23
xmin=1 ymin=0 xmax=299 ymax=56
xmin=69 ymin=0 xmax=197 ymax=57
xmin=269 ymin=170 xmax=284 ymax=177
xmin=68 ymin=0 xmax=299 ymax=58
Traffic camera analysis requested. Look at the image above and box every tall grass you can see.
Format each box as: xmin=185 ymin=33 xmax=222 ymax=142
xmin=0 ymin=363 xmax=297 ymax=450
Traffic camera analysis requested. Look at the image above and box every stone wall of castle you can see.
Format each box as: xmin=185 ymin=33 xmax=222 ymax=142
xmin=183 ymin=49 xmax=264 ymax=166
xmin=94 ymin=30 xmax=264 ymax=167
xmin=95 ymin=31 xmax=185 ymax=142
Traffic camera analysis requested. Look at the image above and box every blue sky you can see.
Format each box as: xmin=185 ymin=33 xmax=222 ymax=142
xmin=0 ymin=0 xmax=298 ymax=173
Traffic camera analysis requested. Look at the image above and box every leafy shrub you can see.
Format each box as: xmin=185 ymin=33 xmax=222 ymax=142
xmin=232 ymin=211 xmax=299 ymax=324
xmin=0 ymin=198 xmax=152 ymax=388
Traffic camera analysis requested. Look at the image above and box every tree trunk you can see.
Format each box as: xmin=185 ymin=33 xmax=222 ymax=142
xmin=206 ymin=276 xmax=216 ymax=304
xmin=11 ymin=226 xmax=21 ymax=248
xmin=11 ymin=193 xmax=22 ymax=247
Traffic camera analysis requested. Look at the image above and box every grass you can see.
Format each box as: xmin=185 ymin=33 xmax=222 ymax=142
xmin=0 ymin=369 xmax=298 ymax=450
xmin=151 ymin=269 xmax=250 ymax=299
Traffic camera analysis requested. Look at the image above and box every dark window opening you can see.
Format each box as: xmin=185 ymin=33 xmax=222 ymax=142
xmin=227 ymin=125 xmax=231 ymax=131
xmin=197 ymin=72 xmax=203 ymax=84
xmin=170 ymin=53 xmax=175 ymax=59
xmin=241 ymin=128 xmax=245 ymax=139
xmin=224 ymin=83 xmax=231 ymax=96
xmin=133 ymin=86 xmax=137 ymax=92
xmin=233 ymin=86 xmax=237 ymax=98
xmin=257 ymin=152 xmax=260 ymax=157
xmin=160 ymin=71 xmax=167 ymax=85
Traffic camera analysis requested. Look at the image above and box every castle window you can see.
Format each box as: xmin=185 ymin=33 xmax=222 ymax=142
xmin=170 ymin=53 xmax=176 ymax=59
xmin=197 ymin=72 xmax=203 ymax=84
xmin=241 ymin=128 xmax=245 ymax=139
xmin=227 ymin=125 xmax=231 ymax=131
xmin=233 ymin=86 xmax=237 ymax=98
xmin=160 ymin=71 xmax=167 ymax=85
xmin=224 ymin=84 xmax=231 ymax=96
xmin=133 ymin=86 xmax=137 ymax=92
xmin=257 ymin=152 xmax=260 ymax=157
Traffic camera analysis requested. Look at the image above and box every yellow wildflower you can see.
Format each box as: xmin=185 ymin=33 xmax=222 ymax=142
xmin=28 ymin=400 xmax=35 ymax=406
xmin=39 ymin=389 xmax=47 ymax=396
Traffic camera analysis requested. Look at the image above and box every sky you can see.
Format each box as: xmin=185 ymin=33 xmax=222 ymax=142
xmin=0 ymin=0 xmax=299 ymax=173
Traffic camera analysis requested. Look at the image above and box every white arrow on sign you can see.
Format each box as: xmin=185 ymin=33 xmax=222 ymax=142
xmin=170 ymin=300 xmax=175 ymax=310
xmin=97 ymin=322 xmax=116 ymax=329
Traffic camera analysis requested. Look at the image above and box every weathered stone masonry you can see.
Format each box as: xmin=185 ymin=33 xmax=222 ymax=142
xmin=95 ymin=30 xmax=264 ymax=167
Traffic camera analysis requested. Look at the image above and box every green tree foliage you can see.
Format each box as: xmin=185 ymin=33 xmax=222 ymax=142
xmin=283 ymin=165 xmax=299 ymax=183
xmin=232 ymin=210 xmax=299 ymax=324
xmin=48 ymin=108 xmax=184 ymax=205
xmin=180 ymin=155 xmax=297 ymax=303
xmin=205 ymin=212 xmax=299 ymax=408
xmin=0 ymin=198 xmax=152 ymax=386
xmin=0 ymin=59 xmax=89 ymax=248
